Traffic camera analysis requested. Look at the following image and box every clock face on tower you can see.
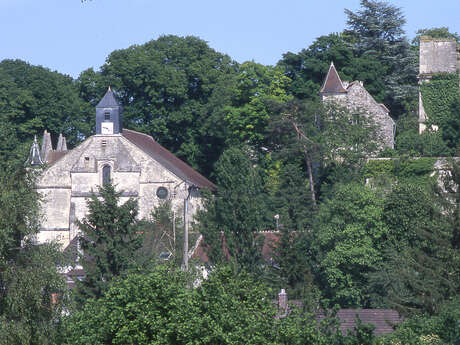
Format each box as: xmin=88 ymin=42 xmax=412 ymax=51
xmin=101 ymin=122 xmax=114 ymax=135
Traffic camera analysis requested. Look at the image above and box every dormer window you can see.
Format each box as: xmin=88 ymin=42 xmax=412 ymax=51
xmin=104 ymin=111 xmax=110 ymax=121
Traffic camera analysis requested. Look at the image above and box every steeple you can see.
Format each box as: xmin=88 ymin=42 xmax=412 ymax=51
xmin=27 ymin=135 xmax=44 ymax=166
xmin=95 ymin=87 xmax=122 ymax=135
xmin=319 ymin=62 xmax=347 ymax=95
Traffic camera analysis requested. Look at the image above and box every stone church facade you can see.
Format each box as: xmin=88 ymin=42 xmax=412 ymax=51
xmin=319 ymin=62 xmax=395 ymax=150
xmin=32 ymin=88 xmax=216 ymax=250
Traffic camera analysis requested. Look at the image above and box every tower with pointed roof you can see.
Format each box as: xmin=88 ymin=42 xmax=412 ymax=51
xmin=96 ymin=87 xmax=122 ymax=135
xmin=319 ymin=62 xmax=348 ymax=100
xmin=320 ymin=62 xmax=395 ymax=150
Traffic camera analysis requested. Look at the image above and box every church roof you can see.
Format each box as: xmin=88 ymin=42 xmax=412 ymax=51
xmin=319 ymin=62 xmax=347 ymax=94
xmin=96 ymin=87 xmax=119 ymax=108
xmin=122 ymin=129 xmax=217 ymax=190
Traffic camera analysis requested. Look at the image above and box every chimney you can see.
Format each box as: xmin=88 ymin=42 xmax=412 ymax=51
xmin=50 ymin=293 xmax=59 ymax=307
xmin=278 ymin=288 xmax=287 ymax=311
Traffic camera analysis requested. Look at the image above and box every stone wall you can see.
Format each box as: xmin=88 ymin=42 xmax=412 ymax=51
xmin=418 ymin=37 xmax=460 ymax=133
xmin=37 ymin=134 xmax=202 ymax=249
xmin=419 ymin=38 xmax=458 ymax=76
xmin=345 ymin=82 xmax=395 ymax=149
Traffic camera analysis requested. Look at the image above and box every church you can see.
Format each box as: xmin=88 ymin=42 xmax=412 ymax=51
xmin=29 ymin=88 xmax=216 ymax=250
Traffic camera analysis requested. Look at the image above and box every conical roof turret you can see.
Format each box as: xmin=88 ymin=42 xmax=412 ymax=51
xmin=319 ymin=62 xmax=347 ymax=94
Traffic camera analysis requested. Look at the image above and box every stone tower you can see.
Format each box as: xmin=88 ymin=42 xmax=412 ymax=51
xmin=96 ymin=87 xmax=122 ymax=135
xmin=319 ymin=62 xmax=395 ymax=150
xmin=418 ymin=37 xmax=460 ymax=133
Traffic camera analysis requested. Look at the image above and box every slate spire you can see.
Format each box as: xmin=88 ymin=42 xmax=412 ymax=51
xmin=96 ymin=87 xmax=122 ymax=135
xmin=319 ymin=62 xmax=347 ymax=94
xmin=96 ymin=86 xmax=119 ymax=108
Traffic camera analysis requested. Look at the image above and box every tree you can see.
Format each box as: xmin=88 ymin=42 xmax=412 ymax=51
xmin=63 ymin=265 xmax=192 ymax=345
xmin=395 ymin=111 xmax=452 ymax=157
xmin=223 ymin=61 xmax=292 ymax=148
xmin=75 ymin=183 xmax=142 ymax=301
xmin=278 ymin=33 xmax=356 ymax=101
xmin=344 ymin=0 xmax=418 ymax=117
xmin=312 ymin=183 xmax=388 ymax=307
xmin=368 ymin=176 xmax=460 ymax=314
xmin=137 ymin=200 xmax=184 ymax=267
xmin=268 ymin=99 xmax=380 ymax=203
xmin=0 ymin=59 xmax=93 ymax=147
xmin=78 ymin=35 xmax=238 ymax=177
xmin=63 ymin=266 xmax=281 ymax=345
xmin=412 ymin=27 xmax=460 ymax=46
xmin=0 ymin=165 xmax=68 ymax=345
xmin=197 ymin=146 xmax=267 ymax=272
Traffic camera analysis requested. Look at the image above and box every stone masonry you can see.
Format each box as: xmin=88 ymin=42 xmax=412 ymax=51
xmin=418 ymin=37 xmax=460 ymax=133
xmin=33 ymin=89 xmax=216 ymax=250
xmin=320 ymin=62 xmax=395 ymax=150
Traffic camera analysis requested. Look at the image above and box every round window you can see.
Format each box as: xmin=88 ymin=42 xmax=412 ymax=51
xmin=156 ymin=186 xmax=168 ymax=199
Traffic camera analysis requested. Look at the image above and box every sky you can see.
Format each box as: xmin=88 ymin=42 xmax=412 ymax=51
xmin=1 ymin=0 xmax=459 ymax=79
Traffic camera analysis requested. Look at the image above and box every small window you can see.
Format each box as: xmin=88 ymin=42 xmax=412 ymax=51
xmin=84 ymin=156 xmax=90 ymax=168
xmin=104 ymin=111 xmax=110 ymax=121
xmin=102 ymin=165 xmax=111 ymax=185
xmin=156 ymin=186 xmax=168 ymax=199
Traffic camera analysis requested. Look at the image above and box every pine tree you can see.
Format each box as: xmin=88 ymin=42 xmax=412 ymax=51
xmin=76 ymin=183 xmax=142 ymax=300
xmin=345 ymin=0 xmax=418 ymax=117
xmin=197 ymin=146 xmax=267 ymax=272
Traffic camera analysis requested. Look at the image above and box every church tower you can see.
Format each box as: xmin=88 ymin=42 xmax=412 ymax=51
xmin=96 ymin=87 xmax=122 ymax=135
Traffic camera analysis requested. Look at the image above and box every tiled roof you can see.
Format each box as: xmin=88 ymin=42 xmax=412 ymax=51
xmin=191 ymin=230 xmax=280 ymax=263
xmin=122 ymin=129 xmax=216 ymax=190
xmin=319 ymin=62 xmax=347 ymax=94
xmin=316 ymin=309 xmax=403 ymax=335
xmin=96 ymin=88 xmax=119 ymax=108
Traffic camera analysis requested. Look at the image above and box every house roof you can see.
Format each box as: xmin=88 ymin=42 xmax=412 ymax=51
xmin=191 ymin=230 xmax=280 ymax=263
xmin=319 ymin=62 xmax=347 ymax=94
xmin=122 ymin=129 xmax=216 ymax=190
xmin=96 ymin=87 xmax=120 ymax=108
xmin=316 ymin=309 xmax=403 ymax=335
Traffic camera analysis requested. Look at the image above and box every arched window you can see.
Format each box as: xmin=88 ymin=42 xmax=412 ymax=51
xmin=102 ymin=165 xmax=111 ymax=185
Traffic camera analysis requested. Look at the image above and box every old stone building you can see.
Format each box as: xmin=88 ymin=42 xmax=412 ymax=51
xmin=319 ymin=62 xmax=395 ymax=149
xmin=418 ymin=37 xmax=460 ymax=133
xmin=32 ymin=88 xmax=216 ymax=250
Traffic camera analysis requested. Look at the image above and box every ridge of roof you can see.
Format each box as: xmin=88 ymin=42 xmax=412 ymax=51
xmin=122 ymin=129 xmax=216 ymax=190
xmin=319 ymin=62 xmax=347 ymax=94
xmin=96 ymin=87 xmax=119 ymax=108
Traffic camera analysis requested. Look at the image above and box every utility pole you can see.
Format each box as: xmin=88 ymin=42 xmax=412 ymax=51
xmin=183 ymin=184 xmax=196 ymax=271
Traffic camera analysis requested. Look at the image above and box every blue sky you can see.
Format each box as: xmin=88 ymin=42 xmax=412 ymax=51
xmin=1 ymin=0 xmax=459 ymax=79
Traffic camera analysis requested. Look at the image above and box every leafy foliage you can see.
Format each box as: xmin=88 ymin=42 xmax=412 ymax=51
xmin=312 ymin=183 xmax=388 ymax=307
xmin=344 ymin=0 xmax=418 ymax=117
xmin=75 ymin=183 xmax=142 ymax=301
xmin=0 ymin=60 xmax=92 ymax=148
xmin=197 ymin=146 xmax=267 ymax=272
xmin=0 ymin=165 xmax=68 ymax=345
xmin=78 ymin=35 xmax=238 ymax=176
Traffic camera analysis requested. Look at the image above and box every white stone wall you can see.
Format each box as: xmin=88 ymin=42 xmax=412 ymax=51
xmin=37 ymin=134 xmax=204 ymax=249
